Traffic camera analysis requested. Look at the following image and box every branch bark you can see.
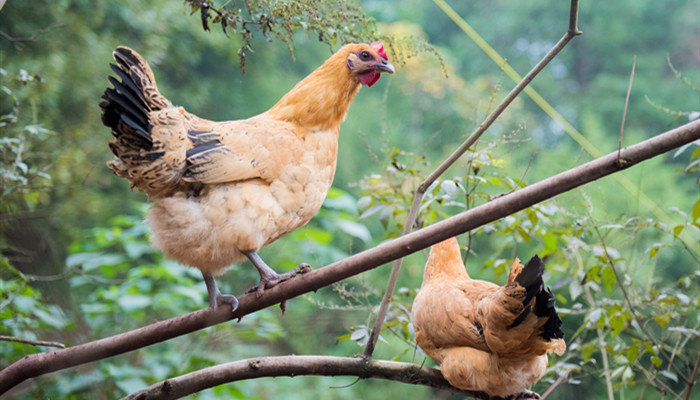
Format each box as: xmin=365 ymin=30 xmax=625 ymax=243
xmin=1 ymin=119 xmax=699 ymax=396
xmin=121 ymin=355 xmax=490 ymax=400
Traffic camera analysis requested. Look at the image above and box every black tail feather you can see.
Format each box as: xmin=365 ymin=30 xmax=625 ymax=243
xmin=515 ymin=255 xmax=545 ymax=305
xmin=103 ymin=85 xmax=148 ymax=131
xmin=106 ymin=76 xmax=149 ymax=126
xmin=108 ymin=64 xmax=142 ymax=101
xmin=101 ymin=50 xmax=154 ymax=152
xmin=535 ymin=287 xmax=564 ymax=340
xmin=510 ymin=255 xmax=564 ymax=341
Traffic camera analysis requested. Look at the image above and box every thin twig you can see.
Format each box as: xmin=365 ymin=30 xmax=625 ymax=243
xmin=584 ymin=284 xmax=615 ymax=400
xmin=685 ymin=351 xmax=700 ymax=400
xmin=540 ymin=370 xmax=571 ymax=400
xmin=0 ymin=24 xmax=64 ymax=50
xmin=491 ymin=151 xmax=534 ymax=200
xmin=618 ymin=56 xmax=636 ymax=163
xmin=593 ymin=226 xmax=690 ymax=383
xmin=667 ymin=54 xmax=700 ymax=92
xmin=0 ymin=119 xmax=698 ymax=395
xmin=0 ymin=335 xmax=65 ymax=349
xmin=363 ymin=0 xmax=582 ymax=358
xmin=0 ymin=282 xmax=23 ymax=311
xmin=633 ymin=359 xmax=678 ymax=397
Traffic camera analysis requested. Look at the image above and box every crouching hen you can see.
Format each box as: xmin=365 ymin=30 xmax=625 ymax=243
xmin=100 ymin=43 xmax=394 ymax=312
xmin=411 ymin=237 xmax=565 ymax=399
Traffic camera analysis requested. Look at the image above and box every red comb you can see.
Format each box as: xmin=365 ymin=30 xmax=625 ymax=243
xmin=371 ymin=42 xmax=388 ymax=61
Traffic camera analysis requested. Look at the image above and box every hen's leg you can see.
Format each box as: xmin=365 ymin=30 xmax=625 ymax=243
xmin=242 ymin=250 xmax=312 ymax=297
xmin=203 ymin=272 xmax=239 ymax=312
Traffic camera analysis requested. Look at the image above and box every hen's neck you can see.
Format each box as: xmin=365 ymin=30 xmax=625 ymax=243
xmin=265 ymin=52 xmax=361 ymax=133
xmin=422 ymin=238 xmax=471 ymax=286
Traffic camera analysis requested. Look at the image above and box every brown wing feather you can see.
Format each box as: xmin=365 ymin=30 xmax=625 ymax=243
xmin=182 ymin=117 xmax=304 ymax=185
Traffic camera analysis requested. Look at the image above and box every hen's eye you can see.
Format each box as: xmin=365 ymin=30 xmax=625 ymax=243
xmin=360 ymin=51 xmax=371 ymax=60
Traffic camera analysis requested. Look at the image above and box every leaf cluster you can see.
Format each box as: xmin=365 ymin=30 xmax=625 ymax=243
xmin=0 ymin=68 xmax=53 ymax=209
xmin=185 ymin=0 xmax=375 ymax=70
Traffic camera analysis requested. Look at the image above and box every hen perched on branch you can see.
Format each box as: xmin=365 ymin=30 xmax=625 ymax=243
xmin=411 ymin=237 xmax=565 ymax=399
xmin=100 ymin=43 xmax=394 ymax=312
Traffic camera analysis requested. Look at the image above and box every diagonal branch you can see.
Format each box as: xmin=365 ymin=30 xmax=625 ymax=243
xmin=1 ymin=119 xmax=699 ymax=396
xmin=362 ymin=0 xmax=582 ymax=358
xmin=593 ymin=225 xmax=690 ymax=383
xmin=121 ymin=355 xmax=491 ymax=400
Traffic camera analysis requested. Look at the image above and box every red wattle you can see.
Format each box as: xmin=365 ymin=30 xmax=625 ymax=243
xmin=359 ymin=71 xmax=380 ymax=87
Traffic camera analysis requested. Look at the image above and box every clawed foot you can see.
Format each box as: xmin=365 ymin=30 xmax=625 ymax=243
xmin=211 ymin=292 xmax=240 ymax=312
xmin=203 ymin=272 xmax=239 ymax=313
xmin=242 ymin=251 xmax=312 ymax=314
xmin=503 ymin=390 xmax=541 ymax=400
xmin=247 ymin=262 xmax=312 ymax=297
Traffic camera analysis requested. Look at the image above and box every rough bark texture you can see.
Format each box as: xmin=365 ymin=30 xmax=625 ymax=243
xmin=122 ymin=355 xmax=491 ymax=400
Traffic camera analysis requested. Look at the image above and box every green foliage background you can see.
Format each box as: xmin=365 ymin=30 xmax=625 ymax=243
xmin=1 ymin=0 xmax=698 ymax=399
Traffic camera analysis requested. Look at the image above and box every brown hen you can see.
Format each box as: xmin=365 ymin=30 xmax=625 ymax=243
xmin=411 ymin=237 xmax=565 ymax=399
xmin=100 ymin=43 xmax=394 ymax=311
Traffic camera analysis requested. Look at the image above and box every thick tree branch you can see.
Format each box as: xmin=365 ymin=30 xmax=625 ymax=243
xmin=122 ymin=355 xmax=490 ymax=400
xmin=363 ymin=0 xmax=581 ymax=357
xmin=1 ymin=119 xmax=699 ymax=396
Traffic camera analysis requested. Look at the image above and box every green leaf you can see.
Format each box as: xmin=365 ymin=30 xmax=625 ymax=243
xmin=379 ymin=205 xmax=393 ymax=230
xmin=596 ymin=313 xmax=607 ymax=330
xmin=660 ymin=370 xmax=678 ymax=382
xmin=123 ymin=241 xmax=153 ymax=259
xmin=356 ymin=196 xmax=372 ymax=213
xmin=441 ymin=180 xmax=458 ymax=195
xmin=295 ymin=226 xmax=333 ymax=244
xmin=581 ymin=342 xmax=596 ymax=362
xmin=323 ymin=187 xmax=357 ymax=213
xmin=610 ymin=313 xmax=627 ymax=337
xmin=644 ymin=342 xmax=656 ymax=355
xmin=586 ymin=264 xmax=602 ymax=284
xmin=487 ymin=176 xmax=502 ymax=187
xmin=653 ymin=312 xmax=671 ymax=328
xmin=115 ymin=378 xmax=148 ymax=395
xmin=334 ymin=219 xmax=371 ymax=242
xmin=569 ymin=279 xmax=583 ymax=300
xmin=692 ymin=198 xmax=700 ymax=222
xmin=602 ymin=265 xmax=617 ymax=292
xmin=336 ymin=333 xmax=352 ymax=342
xmin=626 ymin=345 xmax=639 ymax=364
xmin=515 ymin=226 xmax=531 ymax=244
xmin=651 ymin=355 xmax=662 ymax=367
xmin=117 ymin=295 xmax=151 ymax=311
xmin=358 ymin=203 xmax=384 ymax=219
xmin=672 ymin=225 xmax=684 ymax=236
xmin=611 ymin=365 xmax=627 ymax=380
xmin=34 ymin=306 xmax=68 ymax=329
xmin=649 ymin=244 xmax=660 ymax=258
xmin=588 ymin=308 xmax=603 ymax=326
xmin=692 ymin=147 xmax=700 ymax=160
xmin=542 ymin=233 xmax=557 ymax=255
xmin=172 ymin=286 xmax=203 ymax=303
xmin=350 ymin=329 xmax=367 ymax=342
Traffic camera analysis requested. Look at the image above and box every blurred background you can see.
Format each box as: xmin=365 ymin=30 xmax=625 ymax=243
xmin=1 ymin=0 xmax=698 ymax=399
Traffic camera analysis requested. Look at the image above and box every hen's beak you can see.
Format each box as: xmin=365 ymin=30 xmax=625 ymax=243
xmin=375 ymin=60 xmax=395 ymax=74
